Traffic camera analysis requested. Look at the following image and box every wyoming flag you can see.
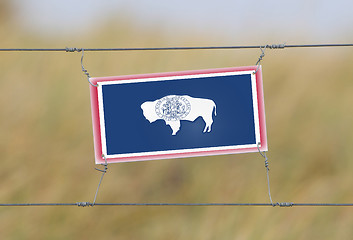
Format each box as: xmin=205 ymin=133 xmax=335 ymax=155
xmin=90 ymin=66 xmax=267 ymax=164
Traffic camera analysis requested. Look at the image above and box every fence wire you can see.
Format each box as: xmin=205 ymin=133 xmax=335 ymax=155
xmin=0 ymin=43 xmax=352 ymax=52
xmin=1 ymin=42 xmax=353 ymax=207
xmin=1 ymin=202 xmax=353 ymax=207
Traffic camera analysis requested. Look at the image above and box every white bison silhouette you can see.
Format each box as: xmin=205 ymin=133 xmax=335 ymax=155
xmin=141 ymin=95 xmax=216 ymax=135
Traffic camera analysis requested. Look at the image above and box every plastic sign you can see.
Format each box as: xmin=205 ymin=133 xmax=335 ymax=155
xmin=90 ymin=66 xmax=267 ymax=164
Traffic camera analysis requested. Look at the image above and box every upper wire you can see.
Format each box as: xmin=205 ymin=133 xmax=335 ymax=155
xmin=0 ymin=43 xmax=353 ymax=52
xmin=0 ymin=202 xmax=353 ymax=207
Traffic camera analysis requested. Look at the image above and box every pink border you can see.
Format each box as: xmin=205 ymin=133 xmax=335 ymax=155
xmin=90 ymin=66 xmax=267 ymax=164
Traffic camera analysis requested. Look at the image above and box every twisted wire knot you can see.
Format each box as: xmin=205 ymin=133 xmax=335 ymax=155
xmin=65 ymin=47 xmax=82 ymax=52
xmin=266 ymin=44 xmax=286 ymax=49
xmin=80 ymin=49 xmax=98 ymax=87
xmin=76 ymin=202 xmax=92 ymax=207
xmin=255 ymin=51 xmax=265 ymax=66
xmin=273 ymin=202 xmax=294 ymax=207
xmin=81 ymin=66 xmax=91 ymax=79
xmin=264 ymin=158 xmax=270 ymax=169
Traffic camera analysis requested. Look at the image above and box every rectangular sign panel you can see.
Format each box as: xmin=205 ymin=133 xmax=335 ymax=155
xmin=90 ymin=66 xmax=267 ymax=164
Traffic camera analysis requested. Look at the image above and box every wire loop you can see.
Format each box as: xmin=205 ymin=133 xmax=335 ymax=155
xmin=92 ymin=155 xmax=108 ymax=206
xmin=254 ymin=46 xmax=267 ymax=74
xmin=80 ymin=49 xmax=98 ymax=87
xmin=257 ymin=142 xmax=274 ymax=205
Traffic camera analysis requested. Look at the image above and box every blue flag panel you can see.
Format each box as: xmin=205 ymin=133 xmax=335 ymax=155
xmin=90 ymin=67 xmax=267 ymax=163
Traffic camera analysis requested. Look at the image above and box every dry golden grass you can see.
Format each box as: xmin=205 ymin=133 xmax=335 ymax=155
xmin=1 ymin=20 xmax=353 ymax=239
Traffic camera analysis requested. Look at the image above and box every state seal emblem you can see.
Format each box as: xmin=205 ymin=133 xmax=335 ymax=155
xmin=155 ymin=95 xmax=191 ymax=121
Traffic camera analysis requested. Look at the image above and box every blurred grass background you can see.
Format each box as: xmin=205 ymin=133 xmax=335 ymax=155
xmin=1 ymin=1 xmax=353 ymax=239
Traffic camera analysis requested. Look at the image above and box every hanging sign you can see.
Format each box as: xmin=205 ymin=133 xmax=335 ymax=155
xmin=90 ymin=66 xmax=267 ymax=164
